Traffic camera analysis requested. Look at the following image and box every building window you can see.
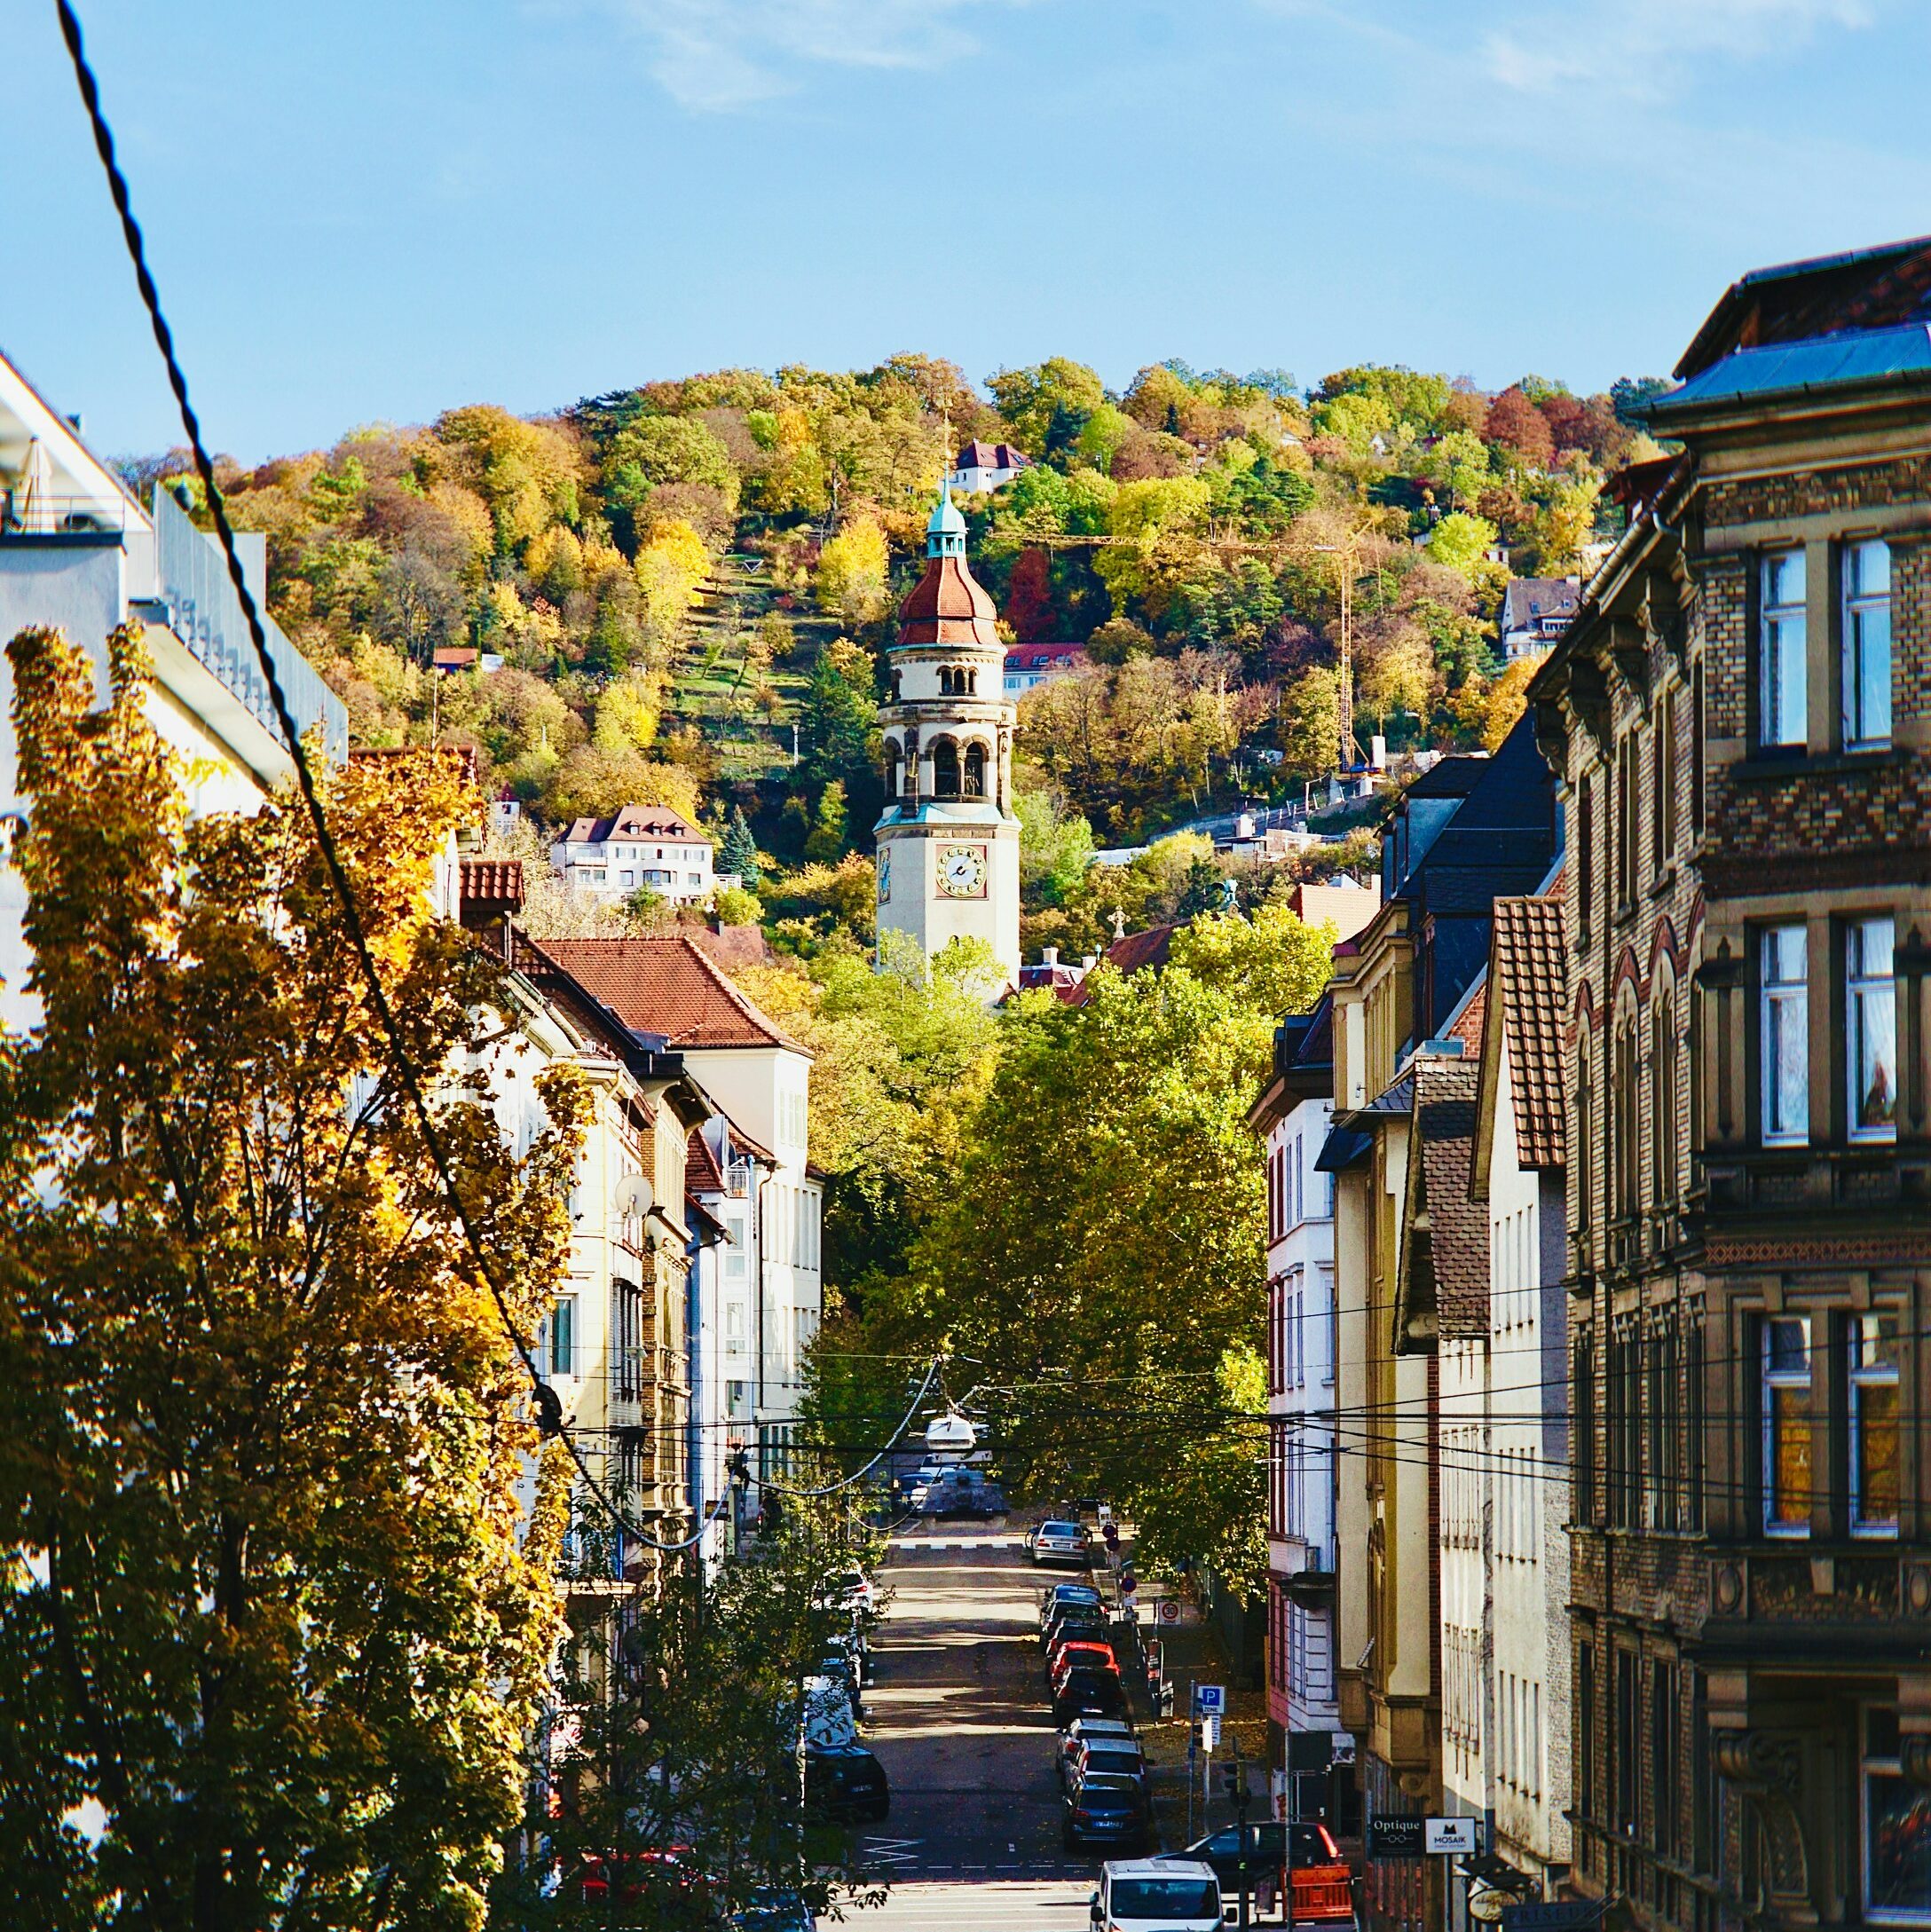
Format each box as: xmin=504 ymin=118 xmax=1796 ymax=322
xmin=1848 ymin=915 xmax=1897 ymax=1143
xmin=1661 ymin=684 xmax=1678 ymax=857
xmin=1864 ymin=1707 xmax=1931 ymax=1920
xmin=1762 ymin=1314 xmax=1813 ymax=1537
xmin=1760 ymin=924 xmax=1809 ymax=1146
xmin=1610 ymin=1324 xmax=1642 ymax=1528
xmin=1686 ymin=1317 xmax=1706 ymax=1532
xmin=545 ymin=1295 xmax=576 ymax=1378
xmin=1648 ymin=1311 xmax=1679 ymax=1533
xmin=1616 ymin=734 xmax=1635 ymax=911
xmin=1573 ymin=1333 xmax=1597 ymax=1526
xmin=1651 ymin=995 xmax=1675 ymax=1210
xmin=1760 ymin=548 xmax=1808 ymax=748
xmin=1614 ymin=1648 xmax=1640 ymax=1839
xmin=1691 ymin=659 xmax=1706 ymax=839
xmin=1653 ymin=1660 xmax=1681 ymax=1860
xmin=1578 ymin=775 xmax=1594 ymax=945
xmin=1843 ymin=538 xmax=1893 ymax=751
xmin=1850 ymin=1313 xmax=1902 ymax=1537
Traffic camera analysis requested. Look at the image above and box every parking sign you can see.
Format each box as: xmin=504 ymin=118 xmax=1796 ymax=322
xmin=1194 ymin=1684 xmax=1226 ymax=1715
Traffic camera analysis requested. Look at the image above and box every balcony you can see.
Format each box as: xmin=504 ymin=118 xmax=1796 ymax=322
xmin=152 ymin=488 xmax=346 ymax=765
xmin=1 ymin=489 xmax=131 ymax=540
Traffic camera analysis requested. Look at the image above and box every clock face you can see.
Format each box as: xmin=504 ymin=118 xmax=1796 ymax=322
xmin=937 ymin=842 xmax=989 ymax=899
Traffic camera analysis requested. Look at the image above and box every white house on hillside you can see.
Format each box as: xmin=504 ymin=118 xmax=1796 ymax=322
xmin=949 ymin=439 xmax=1030 ymax=493
xmin=0 ymin=351 xmax=347 ymax=1032
xmin=550 ymin=805 xmax=715 ymax=906
xmin=532 ymin=935 xmax=822 ymax=1486
xmin=1249 ymin=998 xmax=1345 ymax=1826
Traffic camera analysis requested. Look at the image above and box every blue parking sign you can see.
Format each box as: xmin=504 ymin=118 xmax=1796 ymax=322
xmin=1194 ymin=1684 xmax=1226 ymax=1716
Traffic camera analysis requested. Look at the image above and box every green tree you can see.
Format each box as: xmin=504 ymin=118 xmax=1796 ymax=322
xmin=987 ymin=358 xmax=1107 ymax=460
xmin=1424 ymin=509 xmax=1499 ymax=580
xmin=1280 ymin=665 xmax=1342 ymax=778
xmin=896 ymin=909 xmax=1329 ymax=1591
xmin=801 ymin=636 xmax=881 ymax=792
xmin=0 ymin=622 xmax=585 ymax=1932
xmin=720 ymin=804 xmax=762 ymax=887
xmin=804 ymin=780 xmax=849 ymax=863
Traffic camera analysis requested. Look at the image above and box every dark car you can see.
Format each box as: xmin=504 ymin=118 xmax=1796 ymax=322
xmin=805 ymin=1743 xmax=890 ymax=1823
xmin=1062 ymin=1771 xmax=1149 ymax=1852
xmin=1039 ymin=1582 xmax=1103 ymax=1628
xmin=1043 ymin=1600 xmax=1112 ymax=1652
xmin=816 ymin=1651 xmax=862 ymax=1716
xmin=1052 ymin=1668 xmax=1127 ymax=1724
xmin=1179 ymin=1819 xmax=1349 ymax=1886
xmin=733 ymin=1888 xmax=816 ymax=1931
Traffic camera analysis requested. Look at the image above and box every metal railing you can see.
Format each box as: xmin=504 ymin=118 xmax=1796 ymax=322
xmin=0 ymin=488 xmax=130 ymax=538
xmin=154 ymin=487 xmax=347 ymax=764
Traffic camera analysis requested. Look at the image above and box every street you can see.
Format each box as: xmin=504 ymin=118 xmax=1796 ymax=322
xmin=849 ymin=1525 xmax=1105 ymax=1929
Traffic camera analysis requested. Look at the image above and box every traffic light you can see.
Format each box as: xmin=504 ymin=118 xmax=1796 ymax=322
xmin=1220 ymin=1761 xmax=1242 ymax=1798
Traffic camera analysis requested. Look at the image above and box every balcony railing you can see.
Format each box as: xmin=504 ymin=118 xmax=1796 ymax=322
xmin=0 ymin=489 xmax=130 ymax=538
xmin=154 ymin=488 xmax=347 ymax=764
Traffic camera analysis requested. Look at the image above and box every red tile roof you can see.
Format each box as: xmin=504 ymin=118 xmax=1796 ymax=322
xmin=690 ymin=924 xmax=774 ymax=972
xmin=1005 ymin=642 xmax=1086 ymax=671
xmin=560 ymin=805 xmax=709 ymax=847
xmin=957 ymin=439 xmax=1030 ymax=471
xmin=529 ymin=934 xmax=804 ymax=1053
xmin=686 ymin=1126 xmax=725 ymax=1195
xmin=1481 ymin=895 xmax=1568 ymax=1173
xmin=459 ymin=858 xmax=524 ymax=919
xmin=1058 ymin=925 xmax=1178 ymax=1005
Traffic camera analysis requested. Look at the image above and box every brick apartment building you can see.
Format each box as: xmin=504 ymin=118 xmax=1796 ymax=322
xmin=1528 ymin=233 xmax=1931 ymax=1928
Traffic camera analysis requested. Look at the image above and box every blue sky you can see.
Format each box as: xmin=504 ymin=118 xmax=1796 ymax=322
xmin=8 ymin=0 xmax=1930 ymax=461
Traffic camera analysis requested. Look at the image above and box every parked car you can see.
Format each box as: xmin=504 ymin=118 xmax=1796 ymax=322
xmin=815 ymin=1568 xmax=879 ymax=1614
xmin=1178 ymin=1822 xmax=1354 ymax=1923
xmin=578 ymin=1849 xmax=710 ymax=1913
xmin=1040 ymin=1582 xmax=1104 ymax=1628
xmin=1090 ymin=1859 xmax=1223 ymax=1932
xmin=1050 ymin=1640 xmax=1120 ymax=1687
xmin=733 ymin=1888 xmax=816 ymax=1931
xmin=913 ymin=1469 xmax=1007 ymax=1518
xmin=895 ymin=1462 xmax=949 ymax=1504
xmin=1069 ymin=1739 xmax=1147 ymax=1788
xmin=800 ymin=1674 xmax=857 ymax=1748
xmin=804 ymin=1743 xmax=890 ymax=1823
xmin=1058 ymin=1716 xmax=1136 ymax=1787
xmin=1043 ymin=1599 xmax=1111 ymax=1652
xmin=1062 ymin=1770 xmax=1149 ymax=1852
xmin=1031 ymin=1519 xmax=1092 ymax=1567
xmin=1052 ymin=1668 xmax=1127 ymax=1724
xmin=816 ymin=1650 xmax=862 ymax=1717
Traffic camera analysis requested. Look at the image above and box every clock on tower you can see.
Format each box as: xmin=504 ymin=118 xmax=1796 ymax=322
xmin=871 ymin=482 xmax=1020 ymax=992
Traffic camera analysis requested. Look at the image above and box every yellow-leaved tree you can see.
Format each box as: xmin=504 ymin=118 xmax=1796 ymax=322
xmin=0 ymin=622 xmax=587 ymax=1932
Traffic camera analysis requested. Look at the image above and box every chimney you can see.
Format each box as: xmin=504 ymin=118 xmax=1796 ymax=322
xmin=1042 ymin=946 xmax=1060 ymax=968
xmin=1079 ymin=954 xmax=1098 ymax=973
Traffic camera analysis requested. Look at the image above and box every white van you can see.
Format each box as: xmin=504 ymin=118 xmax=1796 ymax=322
xmin=1091 ymin=1858 xmax=1223 ymax=1932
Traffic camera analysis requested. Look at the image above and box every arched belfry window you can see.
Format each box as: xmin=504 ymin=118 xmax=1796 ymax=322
xmin=964 ymin=742 xmax=987 ymax=799
xmin=932 ymin=738 xmax=961 ymax=799
xmin=967 ymin=667 xmax=979 ymax=695
xmin=885 ymin=739 xmax=903 ymax=797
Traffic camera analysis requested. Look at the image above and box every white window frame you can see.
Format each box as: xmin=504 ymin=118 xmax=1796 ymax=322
xmin=1760 ymin=548 xmax=1808 ymax=749
xmin=1842 ymin=537 xmax=1892 ymax=752
xmin=1848 ymin=915 xmax=1897 ymax=1146
xmin=1762 ymin=1314 xmax=1813 ymax=1539
xmin=1760 ymin=924 xmax=1810 ymax=1147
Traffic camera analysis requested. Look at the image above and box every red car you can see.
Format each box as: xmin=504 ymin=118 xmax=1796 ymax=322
xmin=577 ymin=1849 xmax=711 ymax=1910
xmin=1050 ymin=1641 xmax=1119 ymax=1690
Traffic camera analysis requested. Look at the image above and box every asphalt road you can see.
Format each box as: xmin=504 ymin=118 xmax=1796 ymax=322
xmin=847 ymin=1525 xmax=1105 ymax=1929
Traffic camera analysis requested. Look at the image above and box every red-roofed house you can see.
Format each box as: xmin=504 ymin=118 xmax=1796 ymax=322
xmin=1003 ymin=641 xmax=1088 ymax=695
xmin=531 ymin=935 xmax=820 ymax=1482
xmin=949 ymin=439 xmax=1032 ymax=493
xmin=549 ymin=804 xmax=717 ymax=906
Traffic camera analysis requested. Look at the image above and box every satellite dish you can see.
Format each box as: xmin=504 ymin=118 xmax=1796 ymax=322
xmin=616 ymin=1174 xmax=655 ymax=1219
xmin=924 ymin=1412 xmax=976 ymax=1455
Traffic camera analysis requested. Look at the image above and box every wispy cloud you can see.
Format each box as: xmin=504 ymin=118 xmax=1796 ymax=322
xmin=1484 ymin=0 xmax=1876 ymax=99
xmin=590 ymin=0 xmax=1051 ymax=111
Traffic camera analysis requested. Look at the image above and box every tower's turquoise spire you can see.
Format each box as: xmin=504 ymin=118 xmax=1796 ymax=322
xmin=926 ymin=478 xmax=966 ymax=560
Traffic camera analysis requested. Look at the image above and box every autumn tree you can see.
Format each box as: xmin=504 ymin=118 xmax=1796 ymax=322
xmin=0 ymin=622 xmax=586 ymax=1931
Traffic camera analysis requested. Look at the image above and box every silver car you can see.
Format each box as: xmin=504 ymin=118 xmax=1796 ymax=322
xmin=1031 ymin=1518 xmax=1092 ymax=1566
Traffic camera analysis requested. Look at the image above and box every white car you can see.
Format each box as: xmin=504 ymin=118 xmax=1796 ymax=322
xmin=800 ymin=1674 xmax=858 ymax=1749
xmin=1032 ymin=1519 xmax=1092 ymax=1567
xmin=1091 ymin=1859 xmax=1223 ymax=1932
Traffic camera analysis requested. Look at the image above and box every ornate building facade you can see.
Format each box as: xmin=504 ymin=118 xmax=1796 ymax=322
xmin=874 ymin=485 xmax=1021 ymax=988
xmin=1529 ymin=234 xmax=1931 ymax=1929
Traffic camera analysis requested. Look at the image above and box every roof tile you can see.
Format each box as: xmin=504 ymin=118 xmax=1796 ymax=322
xmin=527 ymin=934 xmax=803 ymax=1053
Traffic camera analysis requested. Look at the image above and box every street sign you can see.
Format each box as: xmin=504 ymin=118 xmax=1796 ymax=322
xmin=1194 ymin=1684 xmax=1226 ymax=1715
xmin=1200 ymin=1714 xmax=1220 ymax=1752
xmin=1367 ymin=1817 xmax=1424 ymax=1857
xmin=1424 ymin=1817 xmax=1478 ymax=1855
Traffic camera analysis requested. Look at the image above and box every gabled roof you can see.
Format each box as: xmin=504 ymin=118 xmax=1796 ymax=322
xmin=1499 ymin=578 xmax=1580 ymax=634
xmin=1472 ymin=895 xmax=1567 ymax=1198
xmin=1395 ymin=1057 xmax=1487 ymax=1352
xmin=459 ymin=858 xmax=524 ymax=926
xmin=560 ymin=805 xmax=709 ymax=846
xmin=1059 ymin=925 xmax=1178 ymax=1005
xmin=532 ymin=934 xmax=806 ymax=1053
xmin=956 ymin=439 xmax=1030 ymax=470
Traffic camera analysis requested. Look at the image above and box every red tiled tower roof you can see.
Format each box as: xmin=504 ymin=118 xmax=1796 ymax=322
xmin=897 ymin=556 xmax=1001 ymax=649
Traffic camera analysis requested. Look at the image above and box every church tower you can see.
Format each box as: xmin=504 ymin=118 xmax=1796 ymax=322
xmin=873 ymin=484 xmax=1021 ymax=987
